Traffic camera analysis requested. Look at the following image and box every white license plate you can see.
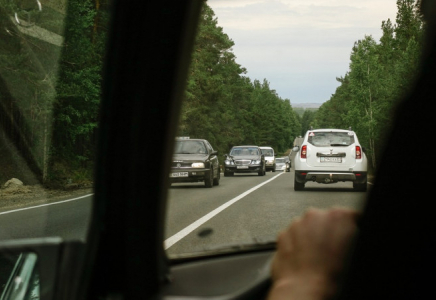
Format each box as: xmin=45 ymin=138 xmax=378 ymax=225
xmin=320 ymin=157 xmax=342 ymax=163
xmin=170 ymin=172 xmax=188 ymax=177
xmin=237 ymin=166 xmax=249 ymax=169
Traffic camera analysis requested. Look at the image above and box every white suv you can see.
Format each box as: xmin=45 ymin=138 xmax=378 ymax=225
xmin=293 ymin=128 xmax=368 ymax=191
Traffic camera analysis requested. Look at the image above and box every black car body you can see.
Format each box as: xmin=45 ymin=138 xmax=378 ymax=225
xmin=170 ymin=138 xmax=220 ymax=187
xmin=224 ymin=145 xmax=266 ymax=176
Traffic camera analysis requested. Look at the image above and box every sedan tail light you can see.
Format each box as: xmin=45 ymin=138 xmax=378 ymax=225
xmin=356 ymin=146 xmax=362 ymax=159
xmin=301 ymin=145 xmax=307 ymax=159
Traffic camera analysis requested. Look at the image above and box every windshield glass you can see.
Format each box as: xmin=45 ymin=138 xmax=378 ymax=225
xmin=0 ymin=0 xmax=109 ymax=242
xmin=230 ymin=147 xmax=259 ymax=156
xmin=308 ymin=132 xmax=355 ymax=147
xmin=275 ymin=158 xmax=285 ymax=163
xmin=174 ymin=140 xmax=207 ymax=154
xmin=165 ymin=0 xmax=423 ymax=258
xmin=261 ymin=149 xmax=274 ymax=156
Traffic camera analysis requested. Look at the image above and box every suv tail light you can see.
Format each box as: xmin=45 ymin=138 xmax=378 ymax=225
xmin=301 ymin=145 xmax=307 ymax=159
xmin=356 ymin=146 xmax=362 ymax=159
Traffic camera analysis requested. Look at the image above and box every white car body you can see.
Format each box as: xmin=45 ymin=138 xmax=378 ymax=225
xmin=259 ymin=146 xmax=276 ymax=172
xmin=293 ymin=128 xmax=368 ymax=191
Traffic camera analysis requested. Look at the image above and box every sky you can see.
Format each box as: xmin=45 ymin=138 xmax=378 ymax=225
xmin=207 ymin=0 xmax=399 ymax=104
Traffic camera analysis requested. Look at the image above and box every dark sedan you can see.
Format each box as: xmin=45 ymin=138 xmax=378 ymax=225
xmin=224 ymin=145 xmax=266 ymax=176
xmin=170 ymin=138 xmax=220 ymax=187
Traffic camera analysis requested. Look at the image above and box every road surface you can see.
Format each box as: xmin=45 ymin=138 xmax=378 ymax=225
xmin=0 ymin=171 xmax=369 ymax=258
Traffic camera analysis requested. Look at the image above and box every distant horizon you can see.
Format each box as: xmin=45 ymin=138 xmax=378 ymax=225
xmin=291 ymin=101 xmax=325 ymax=104
xmin=208 ymin=1 xmax=397 ymax=104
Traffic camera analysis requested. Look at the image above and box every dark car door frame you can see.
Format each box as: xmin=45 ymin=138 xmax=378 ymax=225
xmin=80 ymin=1 xmax=203 ymax=299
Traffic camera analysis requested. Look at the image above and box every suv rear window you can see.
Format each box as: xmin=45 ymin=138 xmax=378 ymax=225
xmin=308 ymin=132 xmax=355 ymax=147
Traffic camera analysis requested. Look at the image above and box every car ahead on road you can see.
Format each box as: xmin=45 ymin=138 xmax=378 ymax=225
xmin=274 ymin=158 xmax=288 ymax=172
xmin=259 ymin=146 xmax=276 ymax=172
xmin=293 ymin=128 xmax=368 ymax=191
xmin=224 ymin=145 xmax=266 ymax=176
xmin=275 ymin=157 xmax=290 ymax=172
xmin=170 ymin=138 xmax=220 ymax=187
xmin=284 ymin=156 xmax=291 ymax=171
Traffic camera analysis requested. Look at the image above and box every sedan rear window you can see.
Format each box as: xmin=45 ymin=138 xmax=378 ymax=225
xmin=308 ymin=132 xmax=355 ymax=147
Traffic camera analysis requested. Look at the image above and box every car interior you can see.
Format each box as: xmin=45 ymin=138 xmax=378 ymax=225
xmin=0 ymin=0 xmax=435 ymax=299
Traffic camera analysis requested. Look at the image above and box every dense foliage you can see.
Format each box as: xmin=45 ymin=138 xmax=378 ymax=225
xmin=313 ymin=0 xmax=424 ymax=169
xmin=1 ymin=0 xmax=423 ymax=185
xmin=0 ymin=0 xmax=109 ymax=185
xmin=178 ymin=3 xmax=301 ymax=159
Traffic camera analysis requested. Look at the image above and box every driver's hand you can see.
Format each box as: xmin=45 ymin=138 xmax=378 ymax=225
xmin=267 ymin=208 xmax=359 ymax=300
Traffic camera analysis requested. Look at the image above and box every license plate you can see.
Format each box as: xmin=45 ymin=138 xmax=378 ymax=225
xmin=320 ymin=157 xmax=342 ymax=163
xmin=170 ymin=172 xmax=188 ymax=177
xmin=237 ymin=166 xmax=249 ymax=169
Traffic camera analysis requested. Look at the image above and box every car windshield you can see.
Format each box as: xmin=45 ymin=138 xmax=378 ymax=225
xmin=308 ymin=132 xmax=355 ymax=147
xmin=165 ymin=0 xmax=423 ymax=258
xmin=0 ymin=0 xmax=423 ymax=270
xmin=174 ymin=140 xmax=207 ymax=154
xmin=230 ymin=147 xmax=259 ymax=156
xmin=261 ymin=149 xmax=274 ymax=156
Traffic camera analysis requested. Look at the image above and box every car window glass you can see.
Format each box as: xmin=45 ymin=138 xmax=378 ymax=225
xmin=165 ymin=0 xmax=423 ymax=258
xmin=206 ymin=142 xmax=213 ymax=152
xmin=308 ymin=132 xmax=355 ymax=146
xmin=174 ymin=140 xmax=207 ymax=154
xmin=230 ymin=147 xmax=258 ymax=156
xmin=0 ymin=0 xmax=109 ymax=242
xmin=261 ymin=149 xmax=274 ymax=156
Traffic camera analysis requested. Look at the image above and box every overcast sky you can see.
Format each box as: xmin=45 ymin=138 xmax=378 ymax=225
xmin=207 ymin=0 xmax=398 ymax=104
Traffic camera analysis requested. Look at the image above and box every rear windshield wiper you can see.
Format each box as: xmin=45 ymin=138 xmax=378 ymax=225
xmin=330 ymin=144 xmax=349 ymax=147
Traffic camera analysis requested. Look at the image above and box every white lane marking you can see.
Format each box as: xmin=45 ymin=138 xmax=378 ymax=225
xmin=0 ymin=194 xmax=93 ymax=216
xmin=164 ymin=173 xmax=284 ymax=250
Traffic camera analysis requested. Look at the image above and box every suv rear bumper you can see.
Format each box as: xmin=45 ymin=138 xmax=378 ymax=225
xmin=295 ymin=171 xmax=367 ymax=184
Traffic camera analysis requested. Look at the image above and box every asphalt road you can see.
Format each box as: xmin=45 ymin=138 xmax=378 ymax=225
xmin=165 ymin=169 xmax=369 ymax=257
xmin=0 ymin=195 xmax=93 ymax=242
xmin=0 ymin=168 xmax=369 ymax=257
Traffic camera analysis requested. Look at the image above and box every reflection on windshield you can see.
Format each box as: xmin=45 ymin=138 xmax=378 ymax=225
xmin=0 ymin=0 xmax=109 ymax=241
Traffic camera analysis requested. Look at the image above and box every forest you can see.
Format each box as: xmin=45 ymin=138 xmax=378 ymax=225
xmin=304 ymin=0 xmax=424 ymax=169
xmin=0 ymin=0 xmax=424 ymax=186
xmin=177 ymin=3 xmax=301 ymax=160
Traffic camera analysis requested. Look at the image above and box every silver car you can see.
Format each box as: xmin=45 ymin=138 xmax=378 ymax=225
xmin=275 ymin=157 xmax=290 ymax=172
xmin=292 ymin=128 xmax=368 ymax=191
